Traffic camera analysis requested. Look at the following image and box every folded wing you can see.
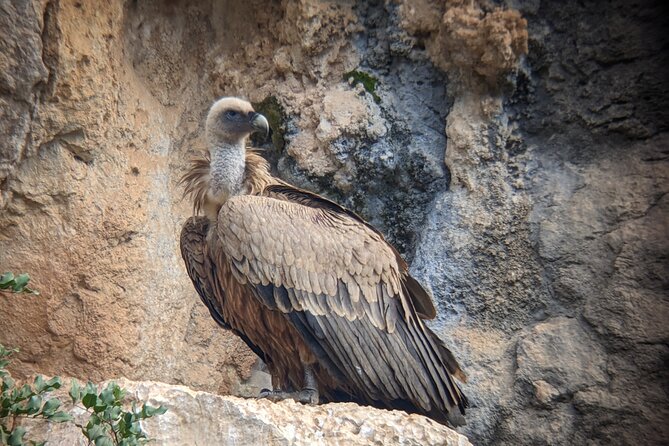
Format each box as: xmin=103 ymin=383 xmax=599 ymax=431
xmin=217 ymin=186 xmax=467 ymax=420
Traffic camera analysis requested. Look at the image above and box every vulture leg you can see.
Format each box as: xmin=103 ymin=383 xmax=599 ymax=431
xmin=258 ymin=366 xmax=320 ymax=404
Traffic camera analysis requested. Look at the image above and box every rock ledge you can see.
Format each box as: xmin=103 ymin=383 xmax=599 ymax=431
xmin=24 ymin=379 xmax=472 ymax=446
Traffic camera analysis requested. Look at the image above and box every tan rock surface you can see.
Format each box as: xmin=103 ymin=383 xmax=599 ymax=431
xmin=0 ymin=0 xmax=262 ymax=395
xmin=399 ymin=0 xmax=528 ymax=89
xmin=21 ymin=379 xmax=472 ymax=446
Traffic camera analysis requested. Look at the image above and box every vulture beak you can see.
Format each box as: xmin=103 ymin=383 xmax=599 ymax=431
xmin=249 ymin=112 xmax=270 ymax=141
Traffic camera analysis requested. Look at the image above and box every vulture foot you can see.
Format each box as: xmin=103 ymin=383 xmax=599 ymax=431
xmin=257 ymin=365 xmax=320 ymax=404
xmin=258 ymin=388 xmax=319 ymax=405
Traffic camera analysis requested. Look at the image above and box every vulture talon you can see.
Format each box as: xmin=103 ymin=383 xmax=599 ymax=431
xmin=258 ymin=389 xmax=286 ymax=402
xmin=257 ymin=388 xmax=319 ymax=405
xmin=257 ymin=388 xmax=273 ymax=399
xmin=296 ymin=388 xmax=319 ymax=405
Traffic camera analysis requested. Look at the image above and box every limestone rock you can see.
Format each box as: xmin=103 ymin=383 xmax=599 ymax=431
xmin=516 ymin=317 xmax=609 ymax=397
xmin=21 ymin=379 xmax=472 ymax=446
xmin=399 ymin=0 xmax=528 ymax=88
xmin=0 ymin=0 xmax=49 ymax=183
xmin=531 ymin=380 xmax=559 ymax=408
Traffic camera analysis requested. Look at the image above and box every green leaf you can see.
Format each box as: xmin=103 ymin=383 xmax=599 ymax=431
xmin=102 ymin=404 xmax=122 ymax=422
xmin=40 ymin=398 xmax=60 ymax=416
xmin=69 ymin=379 xmax=81 ymax=403
xmin=0 ymin=272 xmax=14 ymax=287
xmin=10 ymin=403 xmax=29 ymax=415
xmin=26 ymin=395 xmax=42 ymax=415
xmin=99 ymin=386 xmax=115 ymax=405
xmin=84 ymin=423 xmax=106 ymax=440
xmin=109 ymin=405 xmax=121 ymax=420
xmin=7 ymin=427 xmax=26 ymax=446
xmin=112 ymin=384 xmax=125 ymax=401
xmin=21 ymin=386 xmax=34 ymax=402
xmin=47 ymin=411 xmax=74 ymax=422
xmin=34 ymin=376 xmax=45 ymax=393
xmin=82 ymin=392 xmax=99 ymax=409
xmin=83 ymin=382 xmax=97 ymax=397
xmin=3 ymin=375 xmax=15 ymax=392
xmin=141 ymin=404 xmax=167 ymax=418
xmin=95 ymin=436 xmax=114 ymax=446
xmin=44 ymin=376 xmax=62 ymax=391
xmin=120 ymin=411 xmax=135 ymax=433
xmin=88 ymin=413 xmax=101 ymax=425
xmin=127 ymin=421 xmax=141 ymax=435
xmin=12 ymin=274 xmax=30 ymax=292
xmin=0 ymin=345 xmax=17 ymax=359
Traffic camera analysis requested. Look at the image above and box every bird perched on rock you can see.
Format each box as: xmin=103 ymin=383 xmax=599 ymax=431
xmin=179 ymin=97 xmax=468 ymax=425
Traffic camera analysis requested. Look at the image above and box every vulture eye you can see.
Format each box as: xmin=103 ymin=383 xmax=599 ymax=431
xmin=224 ymin=110 xmax=239 ymax=120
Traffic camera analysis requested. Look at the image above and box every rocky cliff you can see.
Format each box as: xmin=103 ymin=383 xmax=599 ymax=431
xmin=1 ymin=0 xmax=667 ymax=445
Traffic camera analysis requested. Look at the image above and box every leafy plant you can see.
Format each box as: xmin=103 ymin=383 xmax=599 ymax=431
xmin=1 ymin=273 xmax=166 ymax=445
xmin=0 ymin=273 xmax=38 ymax=295
xmin=1 ymin=345 xmax=166 ymax=446
xmin=69 ymin=380 xmax=166 ymax=446
xmin=0 ymin=345 xmax=71 ymax=445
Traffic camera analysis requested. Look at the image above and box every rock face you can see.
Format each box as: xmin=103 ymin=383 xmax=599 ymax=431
xmin=1 ymin=0 xmax=667 ymax=445
xmin=22 ymin=379 xmax=472 ymax=446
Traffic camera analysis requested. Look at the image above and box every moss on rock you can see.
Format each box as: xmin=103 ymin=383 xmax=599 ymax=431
xmin=344 ymin=70 xmax=381 ymax=103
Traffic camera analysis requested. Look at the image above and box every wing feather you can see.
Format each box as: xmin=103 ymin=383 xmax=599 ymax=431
xmin=219 ymin=195 xmax=406 ymax=328
xmin=180 ymin=216 xmax=269 ymax=362
xmin=217 ymin=188 xmax=467 ymax=420
xmin=180 ymin=217 xmax=229 ymax=328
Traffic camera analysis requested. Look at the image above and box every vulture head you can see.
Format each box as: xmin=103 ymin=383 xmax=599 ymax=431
xmin=205 ymin=97 xmax=269 ymax=146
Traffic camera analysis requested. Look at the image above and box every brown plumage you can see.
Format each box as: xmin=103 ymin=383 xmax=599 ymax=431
xmin=179 ymin=97 xmax=468 ymax=425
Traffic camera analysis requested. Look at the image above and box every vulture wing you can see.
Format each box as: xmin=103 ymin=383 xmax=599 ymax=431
xmin=180 ymin=217 xmax=228 ymax=328
xmin=262 ymin=185 xmax=438 ymax=320
xmin=217 ymin=185 xmax=467 ymax=419
xmin=180 ymin=216 xmax=269 ymax=361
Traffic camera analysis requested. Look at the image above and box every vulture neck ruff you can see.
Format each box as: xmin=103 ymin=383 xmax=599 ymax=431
xmin=209 ymin=142 xmax=246 ymax=203
xmin=180 ymin=149 xmax=276 ymax=222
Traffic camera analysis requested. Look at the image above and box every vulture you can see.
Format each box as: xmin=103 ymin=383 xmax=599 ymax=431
xmin=179 ymin=97 xmax=468 ymax=425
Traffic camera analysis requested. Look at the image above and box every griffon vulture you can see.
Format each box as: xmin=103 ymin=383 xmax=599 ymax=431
xmin=180 ymin=97 xmax=468 ymax=424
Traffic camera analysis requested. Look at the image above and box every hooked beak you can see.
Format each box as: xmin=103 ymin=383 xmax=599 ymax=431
xmin=249 ymin=112 xmax=269 ymax=141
